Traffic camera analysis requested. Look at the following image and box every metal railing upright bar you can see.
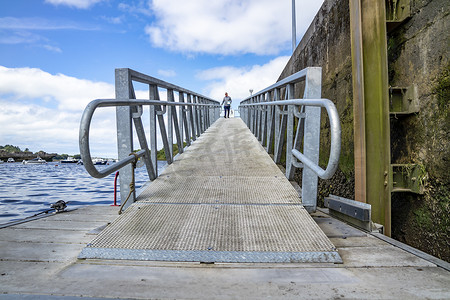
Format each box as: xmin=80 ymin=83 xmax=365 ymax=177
xmin=80 ymin=68 xmax=220 ymax=211
xmin=239 ymin=67 xmax=341 ymax=212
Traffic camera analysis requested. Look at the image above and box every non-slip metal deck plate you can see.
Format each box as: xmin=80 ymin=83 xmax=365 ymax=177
xmin=137 ymin=176 xmax=301 ymax=204
xmin=80 ymin=119 xmax=341 ymax=263
xmin=79 ymin=203 xmax=342 ymax=263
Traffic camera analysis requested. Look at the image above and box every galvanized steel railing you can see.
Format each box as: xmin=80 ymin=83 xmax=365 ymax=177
xmin=80 ymin=68 xmax=220 ymax=209
xmin=239 ymin=67 xmax=341 ymax=211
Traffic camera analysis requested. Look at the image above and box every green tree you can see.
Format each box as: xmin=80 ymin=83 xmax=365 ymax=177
xmin=0 ymin=145 xmax=22 ymax=152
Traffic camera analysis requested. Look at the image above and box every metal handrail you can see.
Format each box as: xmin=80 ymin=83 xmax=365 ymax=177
xmin=239 ymin=98 xmax=340 ymax=180
xmin=80 ymin=98 xmax=220 ymax=179
xmin=238 ymin=67 xmax=341 ymax=211
xmin=79 ymin=68 xmax=221 ymax=210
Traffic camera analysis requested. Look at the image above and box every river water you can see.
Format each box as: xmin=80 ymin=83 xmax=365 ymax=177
xmin=0 ymin=161 xmax=166 ymax=225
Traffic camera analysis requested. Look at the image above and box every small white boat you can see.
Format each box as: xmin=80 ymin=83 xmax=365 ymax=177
xmin=7 ymin=158 xmax=15 ymax=163
xmin=93 ymin=158 xmax=107 ymax=165
xmin=22 ymin=157 xmax=47 ymax=164
xmin=60 ymin=156 xmax=79 ymax=164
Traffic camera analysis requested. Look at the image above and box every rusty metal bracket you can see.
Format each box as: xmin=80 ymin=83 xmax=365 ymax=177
xmin=389 ymin=85 xmax=419 ymax=116
xmin=390 ymin=164 xmax=425 ymax=194
xmin=386 ymin=0 xmax=411 ymax=32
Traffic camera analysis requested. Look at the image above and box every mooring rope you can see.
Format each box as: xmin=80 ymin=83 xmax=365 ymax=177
xmin=118 ymin=153 xmax=139 ymax=215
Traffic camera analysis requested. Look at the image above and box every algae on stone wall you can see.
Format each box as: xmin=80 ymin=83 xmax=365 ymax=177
xmin=387 ymin=0 xmax=449 ymax=261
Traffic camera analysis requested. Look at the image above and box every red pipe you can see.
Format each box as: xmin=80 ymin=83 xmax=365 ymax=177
xmin=112 ymin=171 xmax=120 ymax=206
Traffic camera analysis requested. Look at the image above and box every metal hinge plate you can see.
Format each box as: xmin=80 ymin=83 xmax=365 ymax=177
xmin=386 ymin=0 xmax=411 ymax=32
xmin=390 ymin=164 xmax=425 ymax=194
xmin=389 ymin=85 xmax=419 ymax=116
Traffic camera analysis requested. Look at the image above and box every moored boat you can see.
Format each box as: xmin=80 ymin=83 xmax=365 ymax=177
xmin=60 ymin=156 xmax=79 ymax=164
xmin=22 ymin=157 xmax=47 ymax=164
xmin=7 ymin=158 xmax=15 ymax=163
xmin=93 ymin=158 xmax=107 ymax=165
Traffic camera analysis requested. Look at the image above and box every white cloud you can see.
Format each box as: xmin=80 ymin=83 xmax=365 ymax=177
xmin=44 ymin=0 xmax=104 ymax=9
xmin=0 ymin=66 xmax=116 ymax=156
xmin=0 ymin=17 xmax=95 ymax=30
xmin=0 ymin=30 xmax=43 ymax=45
xmin=198 ymin=56 xmax=290 ymax=104
xmin=101 ymin=16 xmax=124 ymax=25
xmin=118 ymin=2 xmax=153 ymax=17
xmin=0 ymin=66 xmax=114 ymax=111
xmin=42 ymin=45 xmax=62 ymax=53
xmin=144 ymin=0 xmax=324 ymax=55
xmin=157 ymin=69 xmax=176 ymax=78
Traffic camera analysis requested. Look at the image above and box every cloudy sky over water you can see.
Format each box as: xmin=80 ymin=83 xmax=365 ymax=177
xmin=0 ymin=0 xmax=323 ymax=157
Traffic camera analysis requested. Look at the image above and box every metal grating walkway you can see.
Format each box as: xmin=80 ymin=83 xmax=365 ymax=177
xmin=79 ymin=118 xmax=342 ymax=263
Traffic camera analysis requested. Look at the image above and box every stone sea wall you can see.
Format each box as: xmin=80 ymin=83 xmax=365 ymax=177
xmin=278 ymin=0 xmax=449 ymax=261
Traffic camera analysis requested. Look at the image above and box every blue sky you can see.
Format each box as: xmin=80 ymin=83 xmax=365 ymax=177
xmin=0 ymin=0 xmax=323 ymax=157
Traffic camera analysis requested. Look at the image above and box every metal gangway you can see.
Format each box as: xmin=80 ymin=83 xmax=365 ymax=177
xmin=78 ymin=67 xmax=342 ymax=263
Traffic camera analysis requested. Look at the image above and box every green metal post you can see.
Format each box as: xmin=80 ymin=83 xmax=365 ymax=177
xmin=350 ymin=0 xmax=391 ymax=236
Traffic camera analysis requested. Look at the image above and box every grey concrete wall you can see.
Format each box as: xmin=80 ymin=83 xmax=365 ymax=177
xmin=278 ymin=0 xmax=449 ymax=261
xmin=387 ymin=0 xmax=449 ymax=262
xmin=279 ymin=0 xmax=355 ymax=199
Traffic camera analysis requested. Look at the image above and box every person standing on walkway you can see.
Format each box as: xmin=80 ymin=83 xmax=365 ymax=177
xmin=221 ymin=92 xmax=232 ymax=118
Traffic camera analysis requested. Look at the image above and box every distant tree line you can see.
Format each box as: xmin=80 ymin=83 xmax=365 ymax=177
xmin=0 ymin=145 xmax=30 ymax=153
xmin=0 ymin=145 xmax=81 ymax=160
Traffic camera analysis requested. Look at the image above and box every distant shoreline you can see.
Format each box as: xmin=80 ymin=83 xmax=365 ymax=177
xmin=0 ymin=150 xmax=57 ymax=162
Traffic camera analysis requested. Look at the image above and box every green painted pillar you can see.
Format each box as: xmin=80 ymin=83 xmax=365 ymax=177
xmin=350 ymin=0 xmax=391 ymax=236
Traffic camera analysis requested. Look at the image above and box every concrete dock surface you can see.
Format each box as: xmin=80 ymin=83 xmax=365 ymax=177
xmin=1 ymin=205 xmax=449 ymax=299
xmin=1 ymin=118 xmax=449 ymax=299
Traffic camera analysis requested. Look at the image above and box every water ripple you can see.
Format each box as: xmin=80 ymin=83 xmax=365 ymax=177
xmin=0 ymin=162 xmax=166 ymax=224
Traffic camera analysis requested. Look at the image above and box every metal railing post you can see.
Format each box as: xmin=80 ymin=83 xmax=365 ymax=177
xmin=186 ymin=94 xmax=195 ymax=141
xmin=286 ymin=83 xmax=295 ymax=180
xmin=149 ymin=85 xmax=159 ymax=176
xmin=301 ymin=68 xmax=322 ymax=211
xmin=201 ymin=98 xmax=206 ymax=133
xmin=266 ymin=91 xmax=275 ymax=154
xmin=257 ymin=95 xmax=262 ymax=141
xmin=167 ymin=89 xmax=174 ymax=158
xmin=115 ymin=68 xmax=135 ymax=209
xmin=169 ymin=90 xmax=183 ymax=154
xmin=194 ymin=96 xmax=201 ymax=137
xmin=261 ymin=93 xmax=268 ymax=147
xmin=274 ymin=103 xmax=287 ymax=164
xmin=251 ymin=98 xmax=256 ymax=134
xmin=179 ymin=92 xmax=190 ymax=147
xmin=274 ymin=89 xmax=281 ymax=160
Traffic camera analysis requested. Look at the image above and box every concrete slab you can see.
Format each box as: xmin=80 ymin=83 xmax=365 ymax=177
xmin=338 ymin=245 xmax=436 ymax=268
xmin=314 ymin=215 xmax=367 ymax=238
xmin=12 ymin=218 xmax=111 ymax=231
xmin=329 ymin=235 xmax=387 ymax=247
xmin=0 ymin=227 xmax=93 ymax=244
xmin=0 ymin=240 xmax=85 ymax=262
xmin=0 ymin=204 xmax=449 ymax=299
